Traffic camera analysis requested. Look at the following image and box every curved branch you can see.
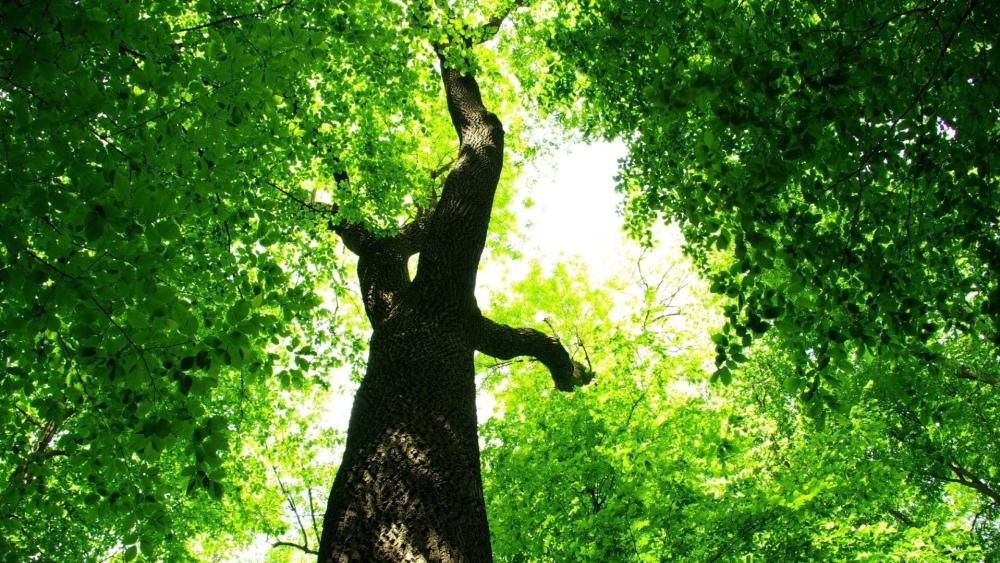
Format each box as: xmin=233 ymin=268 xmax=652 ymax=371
xmin=437 ymin=60 xmax=502 ymax=147
xmin=272 ymin=541 xmax=318 ymax=555
xmin=408 ymin=56 xmax=504 ymax=306
xmin=395 ymin=208 xmax=436 ymax=257
xmin=474 ymin=316 xmax=594 ymax=391
xmin=947 ymin=462 xmax=1000 ymax=504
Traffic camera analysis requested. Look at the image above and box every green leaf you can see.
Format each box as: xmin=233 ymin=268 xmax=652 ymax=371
xmin=84 ymin=210 xmax=104 ymax=241
xmin=715 ymin=366 xmax=732 ymax=385
xmin=154 ymin=219 xmax=181 ymax=243
xmin=227 ymin=301 xmax=250 ymax=324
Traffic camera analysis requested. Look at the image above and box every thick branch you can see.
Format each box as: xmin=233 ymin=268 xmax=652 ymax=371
xmin=396 ymin=210 xmax=434 ymax=257
xmin=474 ymin=316 xmax=593 ymax=391
xmin=409 ymin=57 xmax=504 ymax=304
xmin=947 ymin=462 xmax=1000 ymax=504
xmin=888 ymin=509 xmax=916 ymax=527
xmin=481 ymin=0 xmax=530 ymax=35
xmin=438 ymin=59 xmax=502 ymax=148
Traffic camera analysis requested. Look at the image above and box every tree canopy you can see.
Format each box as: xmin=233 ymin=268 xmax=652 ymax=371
xmin=1 ymin=0 xmax=998 ymax=560
xmin=514 ymin=0 xmax=999 ymax=396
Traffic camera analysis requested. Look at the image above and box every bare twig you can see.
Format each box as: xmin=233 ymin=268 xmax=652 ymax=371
xmin=272 ymin=541 xmax=318 ymax=555
xmin=306 ymin=481 xmax=321 ymax=542
xmin=88 ymin=296 xmax=160 ymax=400
xmin=271 ymin=465 xmax=311 ymax=553
xmin=13 ymin=406 xmax=44 ymax=431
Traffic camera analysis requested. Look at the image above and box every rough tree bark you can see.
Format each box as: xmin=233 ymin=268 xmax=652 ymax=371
xmin=316 ymin=53 xmax=593 ymax=562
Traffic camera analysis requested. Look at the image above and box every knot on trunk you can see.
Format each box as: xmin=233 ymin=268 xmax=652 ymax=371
xmin=553 ymin=360 xmax=596 ymax=392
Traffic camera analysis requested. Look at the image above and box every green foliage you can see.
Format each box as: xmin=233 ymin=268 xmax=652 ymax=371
xmin=511 ymin=0 xmax=1000 ymax=393
xmin=3 ymin=0 xmax=998 ymax=560
xmin=0 ymin=0 xmax=452 ymax=558
xmin=1 ymin=0 xmax=532 ymax=556
xmin=481 ymin=256 xmax=996 ymax=561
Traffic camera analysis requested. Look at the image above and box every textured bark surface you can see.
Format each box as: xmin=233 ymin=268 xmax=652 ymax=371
xmin=317 ymin=55 xmax=589 ymax=562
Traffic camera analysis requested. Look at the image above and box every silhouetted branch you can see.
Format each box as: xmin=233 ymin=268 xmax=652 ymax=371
xmin=272 ymin=541 xmax=318 ymax=555
xmin=88 ymin=296 xmax=159 ymax=399
xmin=272 ymin=465 xmax=311 ymax=553
xmin=889 ymin=509 xmax=917 ymax=527
xmin=475 ymin=316 xmax=594 ymax=391
xmin=256 ymin=175 xmax=378 ymax=256
xmin=957 ymin=366 xmax=997 ymax=385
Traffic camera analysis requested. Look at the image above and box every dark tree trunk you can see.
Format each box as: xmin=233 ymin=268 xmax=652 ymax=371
xmin=316 ymin=53 xmax=592 ymax=563
xmin=317 ymin=310 xmax=492 ymax=561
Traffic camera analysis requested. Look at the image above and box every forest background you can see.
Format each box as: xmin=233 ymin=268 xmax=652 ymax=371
xmin=1 ymin=0 xmax=998 ymax=561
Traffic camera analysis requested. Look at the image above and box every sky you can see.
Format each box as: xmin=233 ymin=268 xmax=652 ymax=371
xmin=483 ymin=140 xmax=630 ymax=283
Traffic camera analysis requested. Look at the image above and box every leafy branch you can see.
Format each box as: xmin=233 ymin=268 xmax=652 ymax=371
xmin=175 ymin=1 xmax=298 ymax=33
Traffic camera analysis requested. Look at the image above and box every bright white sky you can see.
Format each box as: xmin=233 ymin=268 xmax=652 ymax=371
xmin=482 ymin=140 xmax=630 ymax=284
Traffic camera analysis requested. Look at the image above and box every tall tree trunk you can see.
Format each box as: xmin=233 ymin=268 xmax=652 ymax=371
xmin=317 ymin=52 xmax=592 ymax=562
xmin=318 ymin=310 xmax=491 ymax=561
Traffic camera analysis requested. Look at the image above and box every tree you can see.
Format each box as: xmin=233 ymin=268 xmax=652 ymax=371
xmin=314 ymin=46 xmax=592 ymax=562
xmin=1 ymin=1 xmax=589 ymax=560
xmin=2 ymin=0 xmax=998 ymax=560
xmin=481 ymin=252 xmax=995 ymax=560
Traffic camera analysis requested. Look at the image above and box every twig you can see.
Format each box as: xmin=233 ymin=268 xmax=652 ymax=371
xmin=271 ymin=465 xmax=311 ymax=552
xmin=574 ymin=330 xmax=593 ymax=373
xmin=542 ymin=317 xmax=561 ymax=341
xmin=892 ymin=0 xmax=978 ymax=126
xmin=306 ymin=483 xmax=321 ymax=544
xmin=271 ymin=541 xmax=318 ymax=555
xmin=13 ymin=406 xmax=44 ymax=431
xmin=88 ymin=296 xmax=159 ymax=399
